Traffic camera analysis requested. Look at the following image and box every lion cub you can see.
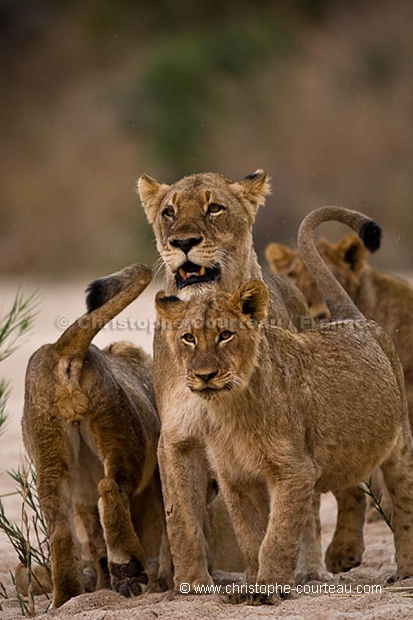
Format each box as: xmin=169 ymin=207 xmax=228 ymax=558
xmin=155 ymin=207 xmax=413 ymax=605
xmin=22 ymin=264 xmax=170 ymax=608
xmin=265 ymin=233 xmax=413 ymax=420
xmin=266 ymin=234 xmax=413 ymax=531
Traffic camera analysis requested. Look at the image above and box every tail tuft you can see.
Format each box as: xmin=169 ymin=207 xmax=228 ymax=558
xmin=85 ymin=278 xmax=122 ymax=313
xmin=359 ymin=220 xmax=382 ymax=254
xmin=85 ymin=264 xmax=152 ymax=313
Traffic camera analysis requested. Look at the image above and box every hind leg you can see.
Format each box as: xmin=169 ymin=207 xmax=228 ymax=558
xmin=381 ymin=429 xmax=413 ymax=580
xmin=325 ymin=486 xmax=366 ymax=573
xmin=33 ymin=430 xmax=84 ymax=608
xmin=98 ymin=477 xmax=149 ymax=596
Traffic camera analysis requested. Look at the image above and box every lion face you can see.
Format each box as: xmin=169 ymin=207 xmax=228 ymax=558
xmin=265 ymin=234 xmax=368 ymax=320
xmin=138 ymin=171 xmax=271 ymax=295
xmin=155 ymin=280 xmax=269 ymax=399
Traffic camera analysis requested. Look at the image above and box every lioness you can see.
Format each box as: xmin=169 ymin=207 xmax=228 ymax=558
xmin=22 ymin=264 xmax=171 ymax=608
xmin=155 ymin=206 xmax=413 ymax=605
xmin=138 ymin=170 xmax=313 ymax=587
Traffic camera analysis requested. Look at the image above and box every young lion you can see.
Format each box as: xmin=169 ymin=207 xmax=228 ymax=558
xmin=265 ymin=234 xmax=413 ymax=420
xmin=155 ymin=207 xmax=413 ymax=605
xmin=22 ymin=264 xmax=171 ymax=608
xmin=266 ymin=235 xmax=413 ymax=532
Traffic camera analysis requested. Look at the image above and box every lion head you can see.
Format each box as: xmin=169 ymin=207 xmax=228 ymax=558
xmin=265 ymin=234 xmax=368 ymax=320
xmin=155 ymin=280 xmax=268 ymax=398
xmin=137 ymin=170 xmax=271 ymax=297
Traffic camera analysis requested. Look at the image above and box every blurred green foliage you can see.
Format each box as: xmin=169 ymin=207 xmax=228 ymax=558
xmin=124 ymin=11 xmax=295 ymax=177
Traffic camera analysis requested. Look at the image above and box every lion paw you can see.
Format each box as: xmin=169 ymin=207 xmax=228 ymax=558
xmin=387 ymin=571 xmax=413 ymax=584
xmin=325 ymin=541 xmax=363 ymax=573
xmin=111 ymin=559 xmax=148 ymax=597
xmin=296 ymin=569 xmax=332 ymax=585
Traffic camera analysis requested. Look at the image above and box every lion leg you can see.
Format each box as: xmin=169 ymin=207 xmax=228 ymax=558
xmin=98 ymin=477 xmax=148 ymax=596
xmin=250 ymin=466 xmax=315 ymax=605
xmin=223 ymin=462 xmax=314 ymax=606
xmin=325 ymin=486 xmax=366 ymax=573
xmin=381 ymin=429 xmax=413 ymax=580
xmin=131 ymin=474 xmax=173 ymax=591
xmin=157 ymin=431 xmax=213 ymax=588
xmin=216 ymin=472 xmax=268 ymax=584
xmin=74 ymin=504 xmax=110 ymax=591
xmin=33 ymin=431 xmax=84 ymax=608
xmin=296 ymin=490 xmax=331 ymax=584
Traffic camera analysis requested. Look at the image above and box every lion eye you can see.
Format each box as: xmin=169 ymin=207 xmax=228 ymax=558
xmin=218 ymin=330 xmax=233 ymax=343
xmin=162 ymin=205 xmax=175 ymax=218
xmin=182 ymin=333 xmax=196 ymax=345
xmin=207 ymin=203 xmax=224 ymax=215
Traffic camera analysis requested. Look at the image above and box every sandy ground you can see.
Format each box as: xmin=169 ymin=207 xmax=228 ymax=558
xmin=1 ymin=278 xmax=413 ymax=619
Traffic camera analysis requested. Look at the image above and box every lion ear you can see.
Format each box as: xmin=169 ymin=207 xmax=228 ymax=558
xmin=230 ymin=279 xmax=269 ymax=323
xmin=155 ymin=291 xmax=186 ymax=320
xmin=136 ymin=174 xmax=170 ymax=225
xmin=334 ymin=234 xmax=367 ymax=274
xmin=265 ymin=243 xmax=296 ymax=274
xmin=229 ymin=169 xmax=271 ymax=221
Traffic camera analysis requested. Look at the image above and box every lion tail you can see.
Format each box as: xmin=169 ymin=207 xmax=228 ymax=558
xmin=297 ymin=207 xmax=381 ymax=322
xmin=55 ymin=263 xmax=152 ymax=360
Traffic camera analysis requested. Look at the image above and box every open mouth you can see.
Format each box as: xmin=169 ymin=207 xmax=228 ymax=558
xmin=175 ymin=261 xmax=221 ymax=289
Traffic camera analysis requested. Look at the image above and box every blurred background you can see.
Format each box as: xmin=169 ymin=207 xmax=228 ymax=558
xmin=1 ymin=0 xmax=413 ymax=279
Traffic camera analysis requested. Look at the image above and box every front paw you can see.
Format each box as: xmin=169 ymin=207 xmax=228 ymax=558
xmin=296 ymin=568 xmax=332 ymax=585
xmin=111 ymin=559 xmax=148 ymax=597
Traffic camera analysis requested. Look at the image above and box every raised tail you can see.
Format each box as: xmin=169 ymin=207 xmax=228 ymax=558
xmin=297 ymin=207 xmax=381 ymax=322
xmin=56 ymin=263 xmax=152 ymax=359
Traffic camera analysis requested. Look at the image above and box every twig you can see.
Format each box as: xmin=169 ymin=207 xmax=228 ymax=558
xmin=360 ymin=477 xmax=393 ymax=532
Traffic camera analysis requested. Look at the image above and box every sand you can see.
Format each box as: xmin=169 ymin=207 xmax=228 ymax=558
xmin=1 ymin=279 xmax=412 ymax=619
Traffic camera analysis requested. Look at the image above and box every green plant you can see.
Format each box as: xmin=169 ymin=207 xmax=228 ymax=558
xmin=0 ymin=461 xmax=51 ymax=616
xmin=0 ymin=292 xmax=50 ymax=616
xmin=0 ymin=291 xmax=37 ymax=437
xmin=361 ymin=477 xmax=393 ymax=532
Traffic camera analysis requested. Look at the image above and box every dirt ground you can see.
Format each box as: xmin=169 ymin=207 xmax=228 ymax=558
xmin=1 ymin=278 xmax=413 ymax=619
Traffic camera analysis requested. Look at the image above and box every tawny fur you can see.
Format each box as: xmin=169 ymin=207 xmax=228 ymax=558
xmin=21 ymin=264 xmax=172 ymax=608
xmin=138 ymin=170 xmax=311 ymax=588
xmin=156 ymin=207 xmax=413 ymax=605
xmin=266 ymin=232 xmax=413 ymax=423
xmin=266 ymin=232 xmax=413 ymax=543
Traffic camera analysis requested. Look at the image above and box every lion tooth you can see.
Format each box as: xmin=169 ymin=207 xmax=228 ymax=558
xmin=199 ymin=266 xmax=206 ymax=276
xmin=179 ymin=267 xmax=186 ymax=278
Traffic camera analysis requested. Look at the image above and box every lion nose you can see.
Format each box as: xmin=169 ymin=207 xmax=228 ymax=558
xmin=195 ymin=371 xmax=218 ymax=383
xmin=170 ymin=237 xmax=202 ymax=254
